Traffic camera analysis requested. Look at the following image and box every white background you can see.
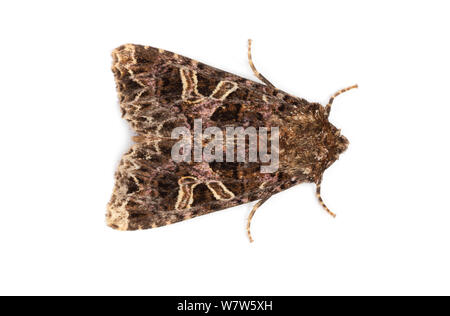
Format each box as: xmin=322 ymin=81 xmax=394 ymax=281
xmin=1 ymin=0 xmax=449 ymax=296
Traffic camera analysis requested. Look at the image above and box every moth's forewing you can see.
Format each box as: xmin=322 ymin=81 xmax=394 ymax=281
xmin=108 ymin=44 xmax=305 ymax=230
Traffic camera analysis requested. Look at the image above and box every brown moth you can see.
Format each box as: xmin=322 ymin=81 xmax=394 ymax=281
xmin=107 ymin=40 xmax=357 ymax=242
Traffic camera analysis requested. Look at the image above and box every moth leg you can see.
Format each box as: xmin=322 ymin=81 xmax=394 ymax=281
xmin=247 ymin=39 xmax=275 ymax=88
xmin=247 ymin=197 xmax=270 ymax=243
xmin=315 ymin=178 xmax=336 ymax=218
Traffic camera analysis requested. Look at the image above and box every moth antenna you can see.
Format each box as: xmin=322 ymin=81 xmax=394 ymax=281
xmin=325 ymin=84 xmax=358 ymax=117
xmin=247 ymin=39 xmax=275 ymax=88
xmin=316 ymin=177 xmax=336 ymax=218
xmin=247 ymin=197 xmax=270 ymax=243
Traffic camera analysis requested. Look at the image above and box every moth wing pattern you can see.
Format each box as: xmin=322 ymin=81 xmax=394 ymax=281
xmin=108 ymin=44 xmax=297 ymax=231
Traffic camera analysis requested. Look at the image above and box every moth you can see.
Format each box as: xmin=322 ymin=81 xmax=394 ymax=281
xmin=107 ymin=40 xmax=357 ymax=242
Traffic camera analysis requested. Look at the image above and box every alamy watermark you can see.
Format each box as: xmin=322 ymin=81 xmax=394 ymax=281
xmin=171 ymin=119 xmax=279 ymax=173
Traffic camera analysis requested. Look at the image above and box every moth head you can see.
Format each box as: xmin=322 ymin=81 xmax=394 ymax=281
xmin=328 ymin=126 xmax=349 ymax=157
xmin=281 ymin=105 xmax=349 ymax=181
xmin=317 ymin=84 xmax=357 ymax=170
xmin=295 ymin=120 xmax=348 ymax=184
xmin=315 ymin=119 xmax=349 ymax=168
xmin=301 ymin=104 xmax=350 ymax=179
